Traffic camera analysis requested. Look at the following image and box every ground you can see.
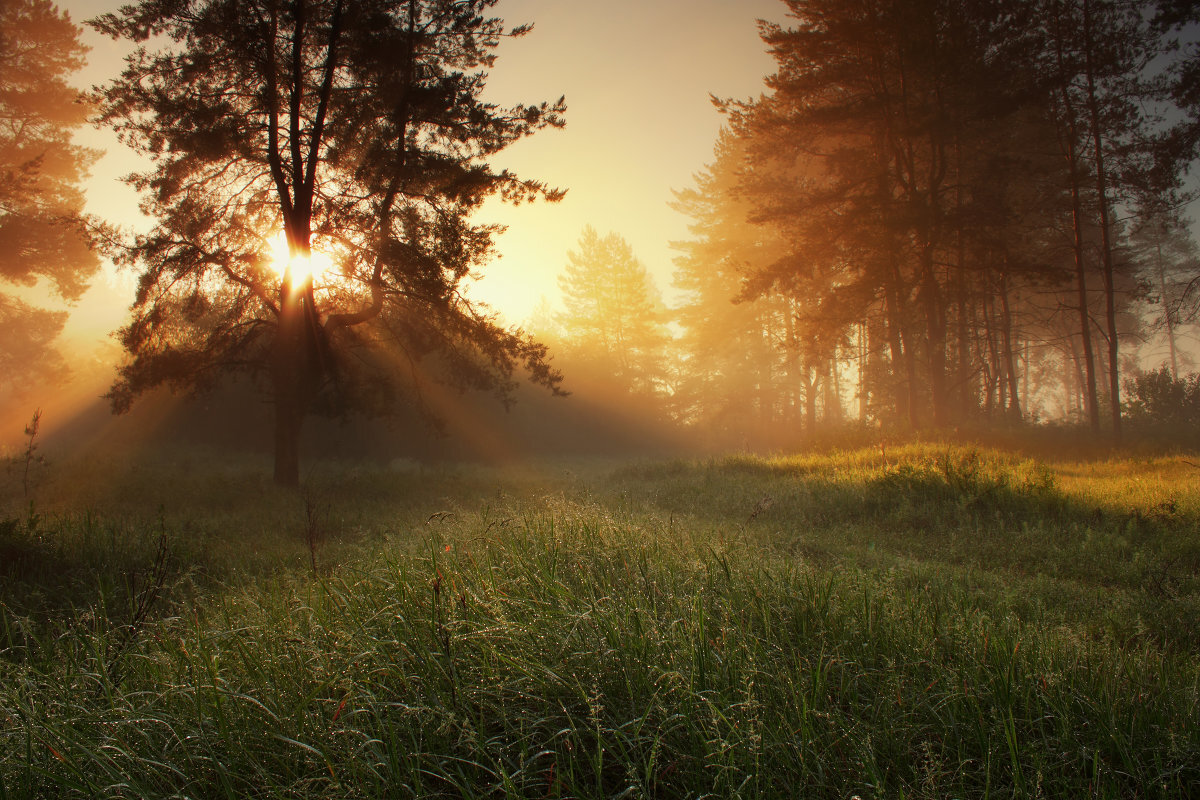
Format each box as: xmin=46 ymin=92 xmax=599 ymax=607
xmin=1 ymin=441 xmax=1198 ymax=798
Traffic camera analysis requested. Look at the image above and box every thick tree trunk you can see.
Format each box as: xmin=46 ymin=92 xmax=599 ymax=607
xmin=272 ymin=260 xmax=325 ymax=487
xmin=273 ymin=384 xmax=303 ymax=487
xmin=273 ymin=285 xmax=305 ymax=487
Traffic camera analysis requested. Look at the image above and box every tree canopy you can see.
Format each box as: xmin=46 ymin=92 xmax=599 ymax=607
xmin=93 ymin=0 xmax=566 ymax=484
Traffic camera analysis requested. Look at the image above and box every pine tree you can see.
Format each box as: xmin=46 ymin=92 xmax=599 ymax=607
xmin=93 ymin=0 xmax=566 ymax=484
xmin=556 ymin=227 xmax=670 ymax=397
xmin=671 ymin=131 xmax=800 ymax=440
xmin=0 ymin=0 xmax=100 ymax=399
xmin=1131 ymin=211 xmax=1200 ymax=375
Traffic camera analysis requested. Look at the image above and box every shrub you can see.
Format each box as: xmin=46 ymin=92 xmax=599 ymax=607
xmin=1122 ymin=366 xmax=1200 ymax=427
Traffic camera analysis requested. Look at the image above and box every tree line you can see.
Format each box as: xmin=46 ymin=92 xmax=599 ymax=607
xmin=544 ymin=0 xmax=1200 ymax=447
xmin=678 ymin=0 xmax=1200 ymax=442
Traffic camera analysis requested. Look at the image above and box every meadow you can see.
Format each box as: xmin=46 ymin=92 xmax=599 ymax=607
xmin=1 ymin=441 xmax=1198 ymax=798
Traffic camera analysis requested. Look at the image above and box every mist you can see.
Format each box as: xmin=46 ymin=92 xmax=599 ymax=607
xmin=4 ymin=2 xmax=1200 ymax=796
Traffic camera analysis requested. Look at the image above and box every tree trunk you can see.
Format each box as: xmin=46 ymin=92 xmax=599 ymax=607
xmin=1157 ymin=242 xmax=1180 ymax=377
xmin=884 ymin=260 xmax=918 ymax=429
xmin=271 ymin=250 xmax=325 ymax=487
xmin=273 ymin=283 xmax=305 ymax=487
xmin=982 ymin=294 xmax=1000 ymax=419
xmin=273 ymin=388 xmax=302 ymax=486
xmin=858 ymin=321 xmax=869 ymax=422
xmin=953 ymin=132 xmax=973 ymax=421
xmin=1023 ymin=339 xmax=1031 ymax=417
xmin=825 ymin=351 xmax=843 ymax=425
xmin=999 ymin=271 xmax=1022 ymax=422
xmin=1082 ymin=0 xmax=1122 ymax=442
xmin=803 ymin=364 xmax=819 ymax=433
xmin=1052 ymin=0 xmax=1101 ymax=432
xmin=920 ymin=243 xmax=950 ymax=427
xmin=1067 ymin=334 xmax=1088 ymax=423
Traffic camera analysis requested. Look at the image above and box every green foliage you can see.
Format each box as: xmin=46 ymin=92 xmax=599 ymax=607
xmin=2 ymin=446 xmax=1199 ymax=797
xmin=1123 ymin=366 xmax=1200 ymax=427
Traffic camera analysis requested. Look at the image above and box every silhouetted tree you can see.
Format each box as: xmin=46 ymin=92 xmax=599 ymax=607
xmin=0 ymin=0 xmax=99 ymax=400
xmin=683 ymin=0 xmax=1188 ymax=437
xmin=93 ymin=0 xmax=566 ymax=485
xmin=723 ymin=0 xmax=1049 ymax=428
xmin=1123 ymin=364 xmax=1200 ymax=425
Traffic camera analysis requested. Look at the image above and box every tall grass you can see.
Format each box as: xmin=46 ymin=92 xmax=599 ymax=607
xmin=1 ymin=445 xmax=1198 ymax=797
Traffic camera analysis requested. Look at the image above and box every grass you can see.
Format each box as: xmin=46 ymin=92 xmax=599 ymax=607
xmin=1 ymin=443 xmax=1198 ymax=798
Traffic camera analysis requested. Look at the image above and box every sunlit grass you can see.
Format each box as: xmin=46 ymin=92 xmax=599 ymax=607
xmin=2 ymin=444 xmax=1198 ymax=797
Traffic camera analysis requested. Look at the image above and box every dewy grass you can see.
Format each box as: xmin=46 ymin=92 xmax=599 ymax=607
xmin=1 ymin=445 xmax=1198 ymax=798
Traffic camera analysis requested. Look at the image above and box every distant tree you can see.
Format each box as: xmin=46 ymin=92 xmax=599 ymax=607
xmin=695 ymin=0 xmax=1184 ymax=438
xmin=556 ymin=227 xmax=670 ymax=397
xmin=1130 ymin=211 xmax=1200 ymax=376
xmin=1057 ymin=0 xmax=1163 ymax=441
xmin=0 ymin=0 xmax=100 ymax=399
xmin=670 ymin=131 xmax=807 ymax=439
xmin=93 ymin=0 xmax=566 ymax=485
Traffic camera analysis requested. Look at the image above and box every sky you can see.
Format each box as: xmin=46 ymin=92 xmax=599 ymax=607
xmin=54 ymin=0 xmax=787 ymax=346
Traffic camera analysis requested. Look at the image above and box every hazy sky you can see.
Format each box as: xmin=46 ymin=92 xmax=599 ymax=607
xmin=56 ymin=0 xmax=785 ymax=344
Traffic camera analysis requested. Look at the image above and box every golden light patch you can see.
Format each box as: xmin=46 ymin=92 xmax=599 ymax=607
xmin=267 ymin=231 xmax=334 ymax=286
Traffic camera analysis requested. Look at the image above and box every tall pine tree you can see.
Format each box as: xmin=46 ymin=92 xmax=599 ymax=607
xmin=94 ymin=0 xmax=566 ymax=484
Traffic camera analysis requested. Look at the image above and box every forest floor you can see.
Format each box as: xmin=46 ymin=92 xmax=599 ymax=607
xmin=1 ymin=441 xmax=1198 ymax=798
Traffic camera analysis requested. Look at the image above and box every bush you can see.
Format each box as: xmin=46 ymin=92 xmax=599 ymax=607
xmin=1122 ymin=366 xmax=1200 ymax=427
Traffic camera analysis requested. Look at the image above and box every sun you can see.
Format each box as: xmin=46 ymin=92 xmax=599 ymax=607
xmin=266 ymin=231 xmax=334 ymax=286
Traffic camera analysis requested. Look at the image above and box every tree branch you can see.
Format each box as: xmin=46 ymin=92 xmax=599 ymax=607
xmin=303 ymin=0 xmax=343 ymax=199
xmin=264 ymin=4 xmax=295 ymax=221
xmin=289 ymin=0 xmax=306 ymax=227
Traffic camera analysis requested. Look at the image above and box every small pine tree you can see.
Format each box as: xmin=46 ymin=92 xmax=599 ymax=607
xmin=556 ymin=227 xmax=671 ymax=397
